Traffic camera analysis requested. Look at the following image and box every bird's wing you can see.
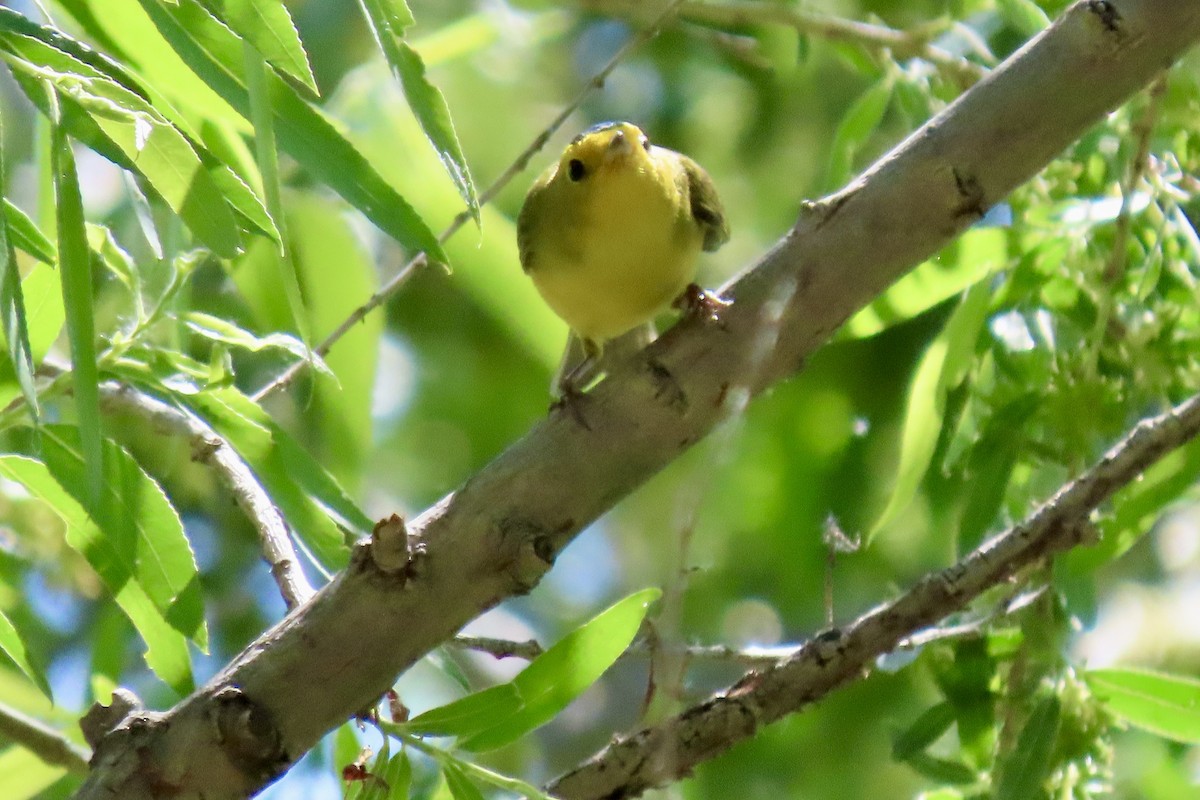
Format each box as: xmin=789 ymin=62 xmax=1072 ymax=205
xmin=679 ymin=154 xmax=731 ymax=252
xmin=517 ymin=169 xmax=555 ymax=273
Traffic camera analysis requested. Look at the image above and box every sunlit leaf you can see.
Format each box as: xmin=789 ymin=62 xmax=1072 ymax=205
xmin=1 ymin=199 xmax=55 ymax=264
xmin=455 ymin=589 xmax=657 ymax=751
xmin=0 ymin=611 xmax=50 ymax=700
xmin=827 ymin=76 xmax=892 ymax=191
xmin=0 ymin=121 xmax=38 ymax=419
xmin=870 ymin=282 xmax=991 ymax=541
xmin=48 ymin=93 xmax=103 ymax=505
xmin=995 ymin=695 xmax=1060 ymax=800
xmin=1087 ymin=668 xmax=1200 ymax=744
xmin=358 ymin=0 xmax=478 ymax=224
xmin=199 ymin=0 xmax=318 ymax=95
xmin=0 ymin=453 xmax=194 ymax=692
xmin=132 ymin=0 xmax=446 ymax=260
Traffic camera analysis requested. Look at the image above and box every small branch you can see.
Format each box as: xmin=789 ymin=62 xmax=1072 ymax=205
xmin=548 ymin=392 xmax=1200 ymax=799
xmin=94 ymin=377 xmax=315 ymax=610
xmin=448 ymin=635 xmax=545 ymax=661
xmin=0 ymin=700 xmax=90 ymax=774
xmin=250 ymin=0 xmax=687 ymax=401
xmin=586 ymin=0 xmax=990 ymax=84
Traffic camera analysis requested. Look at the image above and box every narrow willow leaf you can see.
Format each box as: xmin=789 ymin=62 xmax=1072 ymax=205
xmin=0 ymin=611 xmax=51 ymax=699
xmin=827 ymin=76 xmax=892 ymax=191
xmin=0 ymin=119 xmax=39 ymax=418
xmin=183 ymin=311 xmax=311 ymax=360
xmin=892 ymin=702 xmax=956 ymax=761
xmin=242 ymin=40 xmax=309 ymax=344
xmin=997 ymin=0 xmax=1051 ymax=35
xmin=995 ymin=695 xmax=1060 ymax=800
xmin=404 ymin=685 xmax=521 ymax=737
xmin=358 ymin=0 xmax=478 ymax=224
xmin=843 ymin=228 xmax=1008 ymax=339
xmin=199 ymin=0 xmax=317 ymax=95
xmin=162 ymin=385 xmax=370 ymax=570
xmin=0 ymin=454 xmax=193 ymax=692
xmin=1 ymin=199 xmax=55 ymax=264
xmin=48 ymin=93 xmax=103 ymax=505
xmin=869 ymin=282 xmax=991 ymax=541
xmin=134 ymin=0 xmax=446 ymax=260
xmin=0 ymin=33 xmax=243 ymax=257
xmin=459 ymin=589 xmax=658 ymax=751
xmin=0 ymin=745 xmax=67 ymax=800
xmin=441 ymin=763 xmax=485 ymax=800
xmin=12 ymin=426 xmax=205 ymax=648
xmin=22 ymin=263 xmax=66 ymax=361
xmin=1087 ymin=668 xmax=1200 ymax=744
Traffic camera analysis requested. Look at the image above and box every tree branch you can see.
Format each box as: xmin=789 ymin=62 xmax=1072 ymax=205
xmin=96 ymin=378 xmax=315 ymax=610
xmin=548 ymin=389 xmax=1200 ymax=798
xmin=73 ymin=2 xmax=1200 ymax=798
xmin=0 ymin=700 xmax=89 ymax=774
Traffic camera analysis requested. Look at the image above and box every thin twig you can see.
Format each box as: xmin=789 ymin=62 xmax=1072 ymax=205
xmin=35 ymin=356 xmax=319 ymax=610
xmin=587 ymin=0 xmax=990 ymax=84
xmin=1087 ymin=74 xmax=1169 ymax=379
xmin=0 ymin=700 xmax=90 ymax=774
xmin=250 ymin=0 xmax=687 ymax=402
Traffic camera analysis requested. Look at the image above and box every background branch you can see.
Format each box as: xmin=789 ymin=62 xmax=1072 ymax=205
xmin=548 ymin=389 xmax=1200 ymax=798
xmin=0 ymin=700 xmax=89 ymax=774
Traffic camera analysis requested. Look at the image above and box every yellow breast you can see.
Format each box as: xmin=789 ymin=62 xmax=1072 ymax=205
xmin=519 ymin=123 xmax=706 ymax=346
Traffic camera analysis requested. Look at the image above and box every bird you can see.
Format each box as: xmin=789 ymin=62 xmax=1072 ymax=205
xmin=517 ymin=121 xmax=730 ymax=402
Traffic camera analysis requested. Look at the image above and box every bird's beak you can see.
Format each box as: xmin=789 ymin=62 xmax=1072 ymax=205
xmin=604 ymin=129 xmax=633 ymax=163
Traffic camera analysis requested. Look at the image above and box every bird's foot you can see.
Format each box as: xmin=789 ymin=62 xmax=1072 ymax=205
xmin=673 ymin=283 xmax=731 ymax=327
xmin=549 ymin=383 xmax=592 ymax=430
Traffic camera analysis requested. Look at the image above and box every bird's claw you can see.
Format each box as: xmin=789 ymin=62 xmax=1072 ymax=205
xmin=673 ymin=283 xmax=731 ymax=327
xmin=549 ymin=383 xmax=592 ymax=430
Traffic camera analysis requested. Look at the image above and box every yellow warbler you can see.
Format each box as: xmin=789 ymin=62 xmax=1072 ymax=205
xmin=518 ymin=121 xmax=730 ymax=396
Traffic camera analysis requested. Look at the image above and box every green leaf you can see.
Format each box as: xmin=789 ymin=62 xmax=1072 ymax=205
xmin=1 ymin=33 xmax=243 ymax=258
xmin=892 ymin=701 xmax=956 ymax=761
xmin=843 ymin=228 xmax=1008 ymax=339
xmin=1 ymin=200 xmax=55 ymax=264
xmin=183 ymin=311 xmax=310 ymax=359
xmin=380 ymin=749 xmax=411 ymax=800
xmin=0 ymin=453 xmax=194 ymax=692
xmin=404 ymin=684 xmax=521 ymax=737
xmin=997 ymin=0 xmax=1051 ymax=36
xmin=170 ymin=385 xmax=369 ymax=570
xmin=133 ymin=0 xmax=446 ymax=261
xmin=996 ymin=695 xmax=1060 ymax=800
xmin=441 ymin=762 xmax=485 ymax=800
xmin=0 ymin=745 xmax=67 ymax=800
xmin=0 ymin=611 xmax=51 ymax=700
xmin=1087 ymin=668 xmax=1200 ymax=744
xmin=231 ymin=192 xmax=382 ymax=484
xmin=15 ymin=426 xmax=204 ymax=643
xmin=870 ymin=282 xmax=991 ymax=541
xmin=826 ymin=76 xmax=892 ymax=191
xmin=0 ymin=120 xmax=39 ymax=419
xmin=241 ymin=40 xmax=309 ymax=346
xmin=357 ymin=0 xmax=478 ymax=224
xmin=452 ymin=589 xmax=657 ymax=751
xmin=48 ymin=94 xmax=103 ymax=506
xmin=199 ymin=0 xmax=318 ymax=95
xmin=22 ymin=262 xmax=66 ymax=361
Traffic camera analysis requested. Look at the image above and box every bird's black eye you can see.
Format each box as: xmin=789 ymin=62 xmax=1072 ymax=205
xmin=567 ymin=159 xmax=586 ymax=182
xmin=640 ymin=135 xmax=650 ymax=150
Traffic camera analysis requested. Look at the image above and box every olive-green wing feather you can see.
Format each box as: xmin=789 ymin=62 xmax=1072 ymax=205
xmin=517 ymin=169 xmax=554 ymax=273
xmin=679 ymin=154 xmax=730 ymax=252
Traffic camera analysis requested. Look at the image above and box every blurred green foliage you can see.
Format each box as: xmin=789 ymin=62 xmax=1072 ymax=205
xmin=0 ymin=0 xmax=1198 ymax=798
